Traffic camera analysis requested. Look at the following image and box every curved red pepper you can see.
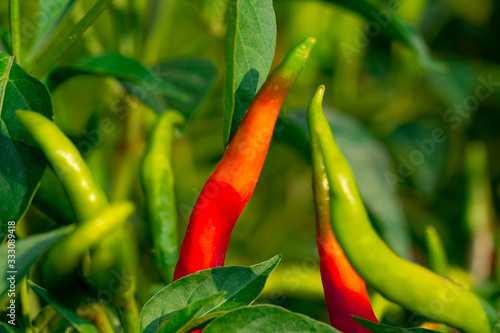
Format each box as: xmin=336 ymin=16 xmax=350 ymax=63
xmin=317 ymin=221 xmax=379 ymax=332
xmin=309 ymin=86 xmax=378 ymax=332
xmin=174 ymin=37 xmax=316 ymax=280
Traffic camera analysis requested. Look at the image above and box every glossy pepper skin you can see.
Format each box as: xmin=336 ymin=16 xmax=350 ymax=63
xmin=174 ymin=37 xmax=316 ymax=280
xmin=142 ymin=111 xmax=185 ymax=283
xmin=307 ymin=86 xmax=498 ymax=333
xmin=41 ymin=202 xmax=135 ymax=290
xmin=308 ymin=86 xmax=378 ymax=332
xmin=17 ymin=110 xmax=138 ymax=316
xmin=16 ymin=110 xmax=108 ymax=222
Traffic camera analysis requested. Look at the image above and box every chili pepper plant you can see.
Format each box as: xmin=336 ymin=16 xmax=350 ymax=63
xmin=2 ymin=0 xmax=500 ymax=332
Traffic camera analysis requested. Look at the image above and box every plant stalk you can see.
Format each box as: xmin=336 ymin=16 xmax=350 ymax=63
xmin=81 ymin=303 xmax=115 ymax=333
xmin=31 ymin=0 xmax=113 ymax=78
xmin=9 ymin=0 xmax=21 ymax=64
xmin=120 ymin=298 xmax=140 ymax=333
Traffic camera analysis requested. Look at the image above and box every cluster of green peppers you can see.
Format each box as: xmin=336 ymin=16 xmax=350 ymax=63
xmin=16 ymin=36 xmax=500 ymax=333
xmin=17 ymin=110 xmax=140 ymax=331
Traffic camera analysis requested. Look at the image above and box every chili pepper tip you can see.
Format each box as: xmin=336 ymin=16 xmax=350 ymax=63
xmin=293 ymin=36 xmax=316 ymax=60
xmin=303 ymin=36 xmax=317 ymax=48
xmin=16 ymin=109 xmax=51 ymax=130
xmin=307 ymin=85 xmax=326 ymax=123
xmin=16 ymin=109 xmax=33 ymax=121
xmin=310 ymin=86 xmax=498 ymax=332
xmin=273 ymin=37 xmax=317 ymax=83
xmin=316 ymin=85 xmax=325 ymax=98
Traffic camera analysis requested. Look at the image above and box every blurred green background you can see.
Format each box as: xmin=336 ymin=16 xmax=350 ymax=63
xmin=2 ymin=0 xmax=500 ymax=326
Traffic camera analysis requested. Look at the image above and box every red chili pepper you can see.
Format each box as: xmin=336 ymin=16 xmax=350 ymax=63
xmin=309 ymin=86 xmax=378 ymax=332
xmin=174 ymin=37 xmax=316 ymax=280
xmin=316 ymin=219 xmax=378 ymax=332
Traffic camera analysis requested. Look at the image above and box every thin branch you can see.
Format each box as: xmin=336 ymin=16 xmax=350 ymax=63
xmin=9 ymin=0 xmax=22 ymax=64
xmin=31 ymin=0 xmax=114 ymax=79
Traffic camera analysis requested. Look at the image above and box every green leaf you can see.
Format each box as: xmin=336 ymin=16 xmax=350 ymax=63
xmin=127 ymin=58 xmax=218 ymax=119
xmin=47 ymin=55 xmax=217 ymax=120
xmin=203 ymin=305 xmax=341 ymax=332
xmin=0 ymin=322 xmax=23 ymax=332
xmin=387 ymin=122 xmax=448 ymax=196
xmin=30 ymin=282 xmax=99 ymax=333
xmin=47 ymin=54 xmax=178 ymax=93
xmin=0 ymin=26 xmax=10 ymax=54
xmin=156 ymin=292 xmax=225 ymax=333
xmin=354 ymin=316 xmax=440 ymax=332
xmin=140 ymin=255 xmax=281 ymax=333
xmin=50 ymin=319 xmax=71 ymax=333
xmin=0 ymin=52 xmax=53 ymax=238
xmin=33 ymin=168 xmax=77 ymax=225
xmin=425 ymin=226 xmax=449 ymax=277
xmin=31 ymin=0 xmax=78 ymax=55
xmin=0 ymin=226 xmax=71 ymax=298
xmin=320 ymin=0 xmax=444 ymax=72
xmin=223 ymin=0 xmax=277 ymax=146
xmin=274 ymin=110 xmax=411 ymax=259
xmin=174 ymin=310 xmax=228 ymax=333
xmin=30 ymin=0 xmax=114 ymax=78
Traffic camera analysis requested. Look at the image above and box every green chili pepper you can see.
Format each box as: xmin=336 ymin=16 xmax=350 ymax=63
xmin=111 ymin=96 xmax=147 ymax=203
xmin=425 ymin=226 xmax=449 ymax=278
xmin=16 ymin=110 xmax=109 ymax=222
xmin=41 ymin=202 xmax=135 ymax=290
xmin=307 ymin=85 xmax=498 ymax=333
xmin=142 ymin=111 xmax=185 ymax=284
xmin=87 ymin=227 xmax=137 ymax=306
xmin=465 ymin=141 xmax=495 ymax=283
xmin=17 ymin=109 xmax=139 ymax=330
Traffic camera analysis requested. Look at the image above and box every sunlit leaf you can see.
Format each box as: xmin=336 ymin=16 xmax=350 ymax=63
xmin=140 ymin=255 xmax=281 ymax=333
xmin=223 ymin=0 xmax=277 ymax=146
xmin=156 ymin=292 xmax=225 ymax=333
xmin=203 ymin=305 xmax=341 ymax=332
xmin=31 ymin=0 xmax=78 ymax=55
